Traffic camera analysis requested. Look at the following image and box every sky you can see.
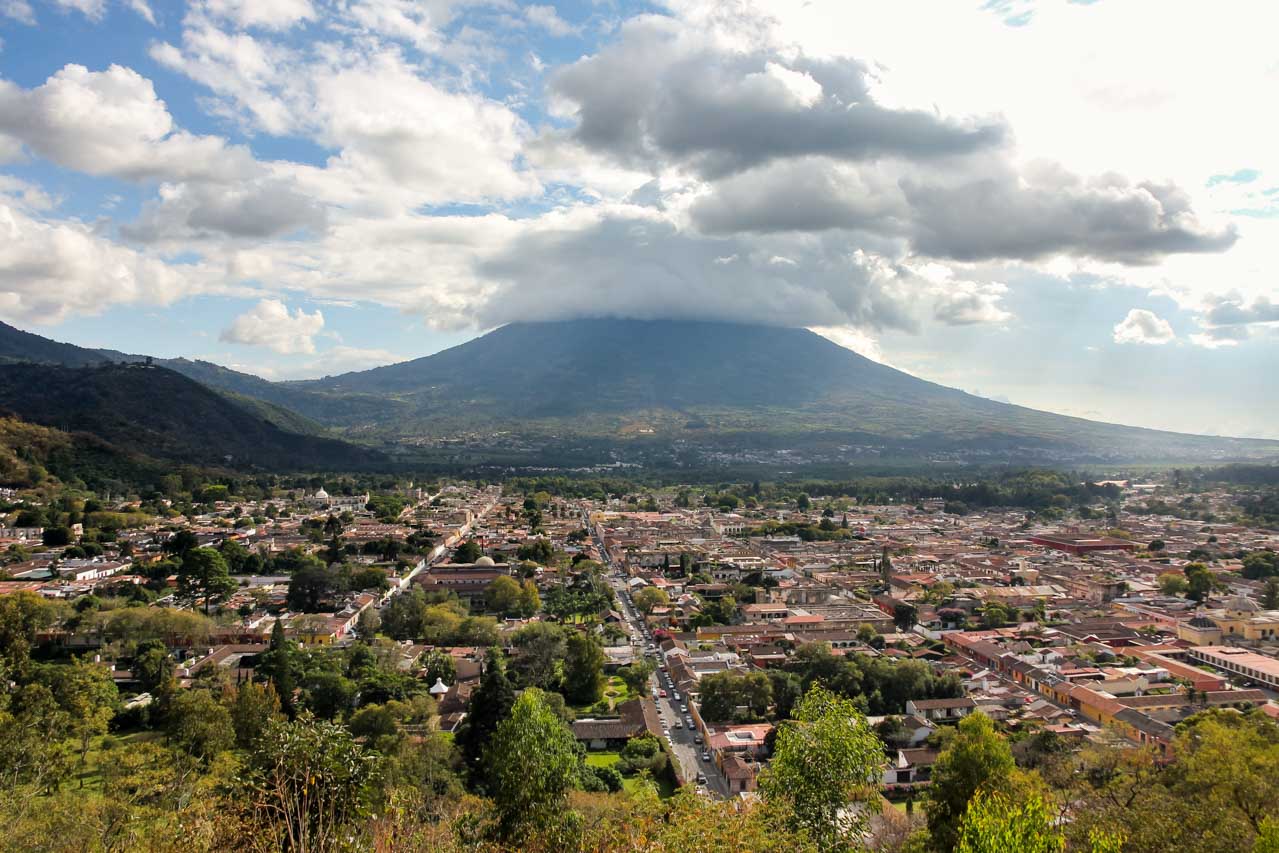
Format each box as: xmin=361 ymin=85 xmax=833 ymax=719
xmin=0 ymin=0 xmax=1277 ymax=438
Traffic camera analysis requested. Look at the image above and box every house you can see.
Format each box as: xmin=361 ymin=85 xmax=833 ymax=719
xmin=882 ymin=747 xmax=939 ymax=786
xmin=571 ymin=698 xmax=663 ymax=750
xmin=905 ymin=697 xmax=976 ymax=722
xmin=721 ymin=753 xmax=758 ymax=794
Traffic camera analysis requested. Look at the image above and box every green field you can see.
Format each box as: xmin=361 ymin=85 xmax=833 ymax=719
xmin=584 ymin=749 xmax=676 ymax=797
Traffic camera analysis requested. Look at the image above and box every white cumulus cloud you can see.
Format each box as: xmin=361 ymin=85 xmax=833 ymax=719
xmin=220 ymin=299 xmax=325 ymax=354
xmin=1113 ymin=308 xmax=1175 ymax=345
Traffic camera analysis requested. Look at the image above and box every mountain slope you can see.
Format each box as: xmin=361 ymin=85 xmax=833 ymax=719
xmin=303 ymin=318 xmax=1278 ymax=461
xmin=0 ymin=363 xmax=384 ymax=470
xmin=2 ymin=317 xmax=1275 ymax=464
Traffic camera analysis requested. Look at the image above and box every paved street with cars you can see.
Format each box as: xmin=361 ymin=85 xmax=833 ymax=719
xmin=588 ymin=511 xmax=730 ymax=798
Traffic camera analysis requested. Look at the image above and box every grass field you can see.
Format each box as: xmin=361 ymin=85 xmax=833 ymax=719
xmin=584 ymin=749 xmax=676 ymax=797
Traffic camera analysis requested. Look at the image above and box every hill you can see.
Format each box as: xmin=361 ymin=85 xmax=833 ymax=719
xmin=1 ymin=317 xmax=1275 ymax=467
xmin=300 ymin=319 xmax=1279 ymax=463
xmin=0 ymin=363 xmax=384 ymax=471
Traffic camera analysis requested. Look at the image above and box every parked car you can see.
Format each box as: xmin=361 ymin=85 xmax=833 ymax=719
xmin=659 ymin=689 xmax=667 ymax=698
xmin=701 ymin=750 xmax=710 ymax=761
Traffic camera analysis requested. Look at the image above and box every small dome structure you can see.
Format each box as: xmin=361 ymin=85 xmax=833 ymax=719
xmin=314 ymin=488 xmax=330 ymax=500
xmin=429 ymin=677 xmax=449 ymax=696
xmin=1226 ymin=593 xmax=1260 ymax=614
xmin=474 ymin=555 xmax=496 ymax=567
xmin=1189 ymin=614 xmax=1217 ymax=629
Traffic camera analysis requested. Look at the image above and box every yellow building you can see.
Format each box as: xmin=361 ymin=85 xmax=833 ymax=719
xmin=1178 ymin=594 xmax=1279 ymax=644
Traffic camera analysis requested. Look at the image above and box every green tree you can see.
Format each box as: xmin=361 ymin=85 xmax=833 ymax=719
xmin=1184 ymin=562 xmax=1222 ymax=603
xmin=894 ymin=602 xmax=918 ymax=632
xmin=240 ymin=714 xmax=379 ymax=852
xmin=454 ymin=540 xmax=482 ymax=563
xmin=257 ymin=619 xmax=299 ymax=716
xmin=166 ymin=689 xmax=235 ymax=761
xmin=619 ymin=658 xmax=656 ymax=697
xmin=286 ymin=560 xmax=347 ymax=612
xmin=485 ymin=575 xmax=523 ymax=615
xmin=511 ymin=621 xmax=567 ymax=691
xmin=455 ymin=649 xmax=515 ymax=787
xmin=634 ymin=586 xmax=670 ymax=614
xmin=230 ymin=681 xmax=283 ymax=750
xmin=519 ymin=578 xmax=541 ymax=616
xmin=1263 ymin=578 xmax=1279 ymax=610
xmin=563 ymin=631 xmax=606 ymax=705
xmin=178 ymin=547 xmax=237 ymax=614
xmin=926 ymin=712 xmax=1018 ymax=852
xmin=36 ymin=657 xmax=118 ymax=785
xmin=1158 ymin=572 xmax=1189 ymax=596
xmin=699 ymin=670 xmax=773 ymax=722
xmin=956 ymin=792 xmax=1063 ymax=853
xmin=484 ymin=688 xmax=582 ymax=843
xmin=131 ymin=639 xmax=173 ymax=693
xmin=758 ymin=685 xmax=885 ymax=852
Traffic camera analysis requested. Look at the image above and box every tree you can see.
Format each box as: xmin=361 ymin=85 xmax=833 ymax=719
xmin=511 ymin=622 xmax=567 ymax=691
xmin=454 ymin=649 xmax=515 ymax=787
xmin=519 ymin=578 xmax=541 ymax=616
xmin=166 ymin=689 xmax=235 ymax=761
xmin=286 ymin=560 xmax=347 ymax=612
xmin=563 ymin=631 xmax=606 ymax=705
xmin=926 ymin=712 xmax=1018 ymax=853
xmin=634 ymin=586 xmax=670 ymax=614
xmin=758 ymin=685 xmax=885 ymax=851
xmin=1264 ymin=578 xmax=1279 ymax=610
xmin=42 ymin=526 xmax=72 ymax=547
xmin=797 ymin=494 xmax=811 ymax=510
xmin=178 ymin=547 xmax=236 ymax=614
xmin=880 ymin=547 xmax=894 ymax=584
xmin=956 ymin=792 xmax=1063 ymax=853
xmin=454 ymin=540 xmax=482 ymax=563
xmin=1148 ymin=539 xmax=1166 ymax=552
xmin=230 ymin=681 xmax=283 ymax=749
xmin=303 ymin=670 xmax=356 ymax=720
xmin=421 ymin=648 xmax=456 ymax=687
xmin=0 ymin=591 xmax=63 ymax=676
xmin=484 ymin=689 xmax=582 ymax=843
xmin=619 ymin=658 xmax=656 ymax=697
xmin=517 ymin=538 xmax=554 ymax=565
xmin=240 ymin=714 xmax=379 ymax=852
xmin=257 ymin=619 xmax=299 ymax=716
xmin=700 ymin=670 xmax=773 ymax=722
xmin=36 ymin=657 xmax=119 ymax=785
xmin=163 ymin=529 xmax=199 ymax=556
xmin=131 ymin=639 xmax=173 ymax=693
xmin=894 ymin=602 xmax=918 ymax=632
xmin=485 ymin=575 xmax=523 ymax=615
xmin=1158 ymin=572 xmax=1189 ymax=596
xmin=1184 ymin=562 xmax=1221 ymax=603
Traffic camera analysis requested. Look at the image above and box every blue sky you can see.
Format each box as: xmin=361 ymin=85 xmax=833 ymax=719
xmin=1 ymin=0 xmax=1277 ymax=437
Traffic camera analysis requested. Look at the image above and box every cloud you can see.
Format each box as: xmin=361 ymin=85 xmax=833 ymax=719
xmin=524 ymin=4 xmax=577 ymax=37
xmin=809 ymin=325 xmax=885 ymax=363
xmin=200 ymin=0 xmax=315 ymax=31
xmin=0 ymin=1 xmax=34 ymax=25
xmin=474 ymin=207 xmax=917 ymax=331
xmin=933 ymin=282 xmax=1012 ymax=326
xmin=122 ymin=177 xmax=327 ymax=242
xmin=1203 ymin=295 xmax=1279 ymax=327
xmin=1113 ymin=308 xmax=1175 ymax=345
xmin=126 ymin=0 xmax=154 ymax=23
xmin=903 ymin=166 xmax=1237 ymax=263
xmin=0 ymin=201 xmax=214 ymax=324
xmin=548 ymin=16 xmax=1006 ymax=179
xmin=51 ymin=0 xmax=105 ymax=20
xmin=0 ymin=64 xmax=257 ymax=184
xmin=220 ymin=299 xmax=325 ymax=354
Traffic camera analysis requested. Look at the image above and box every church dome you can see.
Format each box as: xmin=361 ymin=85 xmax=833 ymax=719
xmin=1189 ymin=614 xmax=1217 ymax=629
xmin=429 ymin=677 xmax=449 ymax=695
xmin=314 ymin=488 xmax=330 ymax=499
xmin=475 ymin=555 xmax=496 ymax=567
xmin=1226 ymin=593 xmax=1260 ymax=613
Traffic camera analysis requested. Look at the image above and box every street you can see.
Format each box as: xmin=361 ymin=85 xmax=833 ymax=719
xmin=587 ymin=507 xmax=730 ymax=798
